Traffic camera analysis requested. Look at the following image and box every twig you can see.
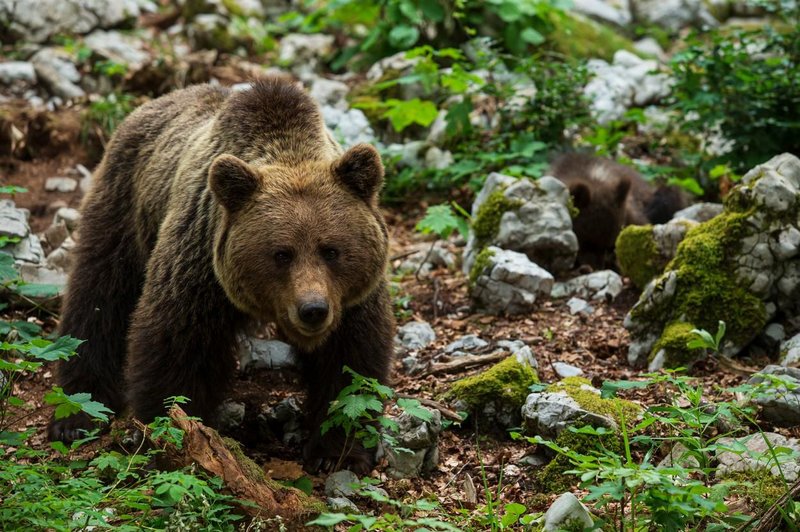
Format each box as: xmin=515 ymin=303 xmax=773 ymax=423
xmin=432 ymin=277 xmax=441 ymax=321
xmin=423 ymin=352 xmax=508 ymax=377
xmin=389 ymin=249 xmax=421 ymax=262
xmin=396 ymin=392 xmax=463 ymax=422
xmin=414 ymin=240 xmax=437 ymax=282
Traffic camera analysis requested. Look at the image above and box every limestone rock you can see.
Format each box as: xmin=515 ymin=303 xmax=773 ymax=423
xmin=31 ymin=48 xmax=85 ymax=100
xmin=551 ymin=270 xmax=623 ymax=301
xmin=395 ymin=321 xmax=436 ymax=350
xmin=716 ymin=432 xmax=800 ymax=482
xmin=624 ymin=154 xmax=800 ymax=368
xmin=780 ymin=333 xmax=800 ymax=367
xmin=239 ymin=338 xmax=294 ymax=371
xmin=748 ymin=365 xmax=800 ymax=426
xmin=463 ymin=173 xmax=578 ymax=275
xmin=630 ymin=0 xmax=718 ymax=31
xmin=541 ymin=492 xmax=594 ymax=531
xmin=382 ymin=407 xmax=441 ymax=479
xmin=470 ymin=247 xmax=554 ymax=315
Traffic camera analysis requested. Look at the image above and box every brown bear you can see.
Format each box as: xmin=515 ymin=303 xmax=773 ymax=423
xmin=47 ymin=76 xmax=394 ymax=474
xmin=548 ymin=153 xmax=686 ymax=269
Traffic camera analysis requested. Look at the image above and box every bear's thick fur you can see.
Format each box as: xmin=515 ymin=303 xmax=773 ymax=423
xmin=48 ymin=77 xmax=394 ymax=473
xmin=549 ymin=153 xmax=686 ymax=269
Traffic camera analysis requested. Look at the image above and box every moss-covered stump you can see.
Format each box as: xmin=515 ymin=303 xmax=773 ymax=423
xmin=625 ymin=153 xmax=800 ymax=370
xmin=462 ymin=172 xmax=578 ymax=277
xmin=444 ymin=351 xmax=539 ymax=431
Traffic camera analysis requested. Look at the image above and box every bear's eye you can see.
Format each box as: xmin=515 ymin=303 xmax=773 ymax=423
xmin=321 ymin=247 xmax=339 ymax=262
xmin=274 ymin=250 xmax=292 ymax=265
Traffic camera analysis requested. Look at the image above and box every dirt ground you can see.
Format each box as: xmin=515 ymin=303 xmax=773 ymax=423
xmin=4 ymin=108 xmax=800 ymax=528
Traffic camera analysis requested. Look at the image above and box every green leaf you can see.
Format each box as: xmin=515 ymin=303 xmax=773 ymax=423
xmin=397 ymin=398 xmax=434 ymax=422
xmin=0 ymin=252 xmax=17 ymax=281
xmin=382 ymin=98 xmax=438 ymax=132
xmin=14 ymin=283 xmax=62 ymax=298
xmin=388 ymin=24 xmax=419 ymax=49
xmin=498 ymin=1 xmax=522 ymax=22
xmin=29 ymin=335 xmax=84 ymax=361
xmin=419 ymin=0 xmax=445 ymax=22
xmin=415 ymin=204 xmax=465 ymax=239
xmin=45 ymin=387 xmax=114 ymax=422
xmin=520 ymin=27 xmax=545 ymax=45
xmin=307 ymin=513 xmax=351 ymax=527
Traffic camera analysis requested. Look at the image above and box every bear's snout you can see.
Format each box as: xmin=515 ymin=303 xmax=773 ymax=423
xmin=298 ymin=300 xmax=329 ymax=327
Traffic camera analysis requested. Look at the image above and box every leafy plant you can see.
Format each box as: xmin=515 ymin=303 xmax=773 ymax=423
xmin=670 ymin=21 xmax=800 ymax=174
xmin=82 ymin=92 xmax=135 ymax=147
xmin=416 ymin=202 xmax=470 ymax=240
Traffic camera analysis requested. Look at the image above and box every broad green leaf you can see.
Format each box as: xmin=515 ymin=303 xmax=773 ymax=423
xmin=306 ymin=513 xmax=351 ymax=526
xmin=388 ymin=24 xmax=419 ymax=49
xmin=0 ymin=252 xmax=17 ymax=281
xmin=416 ymin=204 xmax=464 ymax=239
xmin=520 ymin=27 xmax=545 ymax=45
xmin=29 ymin=335 xmax=83 ymax=361
xmin=419 ymin=0 xmax=445 ymax=22
xmin=382 ymin=98 xmax=438 ymax=132
xmin=15 ymin=283 xmax=62 ymax=298
xmin=397 ymin=398 xmax=434 ymax=421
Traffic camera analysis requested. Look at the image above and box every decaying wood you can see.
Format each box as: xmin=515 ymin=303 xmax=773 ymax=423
xmin=422 ymin=352 xmax=507 ymax=377
xmin=143 ymin=406 xmax=319 ymax=521
xmin=738 ymin=477 xmax=800 ymax=532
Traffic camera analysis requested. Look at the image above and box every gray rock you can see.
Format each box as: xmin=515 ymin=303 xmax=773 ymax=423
xmin=657 ymin=442 xmax=701 ymax=469
xmin=365 ymin=52 xmax=423 ymax=98
xmin=630 ymin=0 xmax=718 ymax=31
xmin=634 ymin=37 xmax=667 ymax=61
xmin=522 ymin=389 xmax=617 ymax=439
xmin=46 ymin=237 xmax=76 ymax=271
xmin=780 ymin=333 xmax=800 ymax=367
xmin=84 ymin=30 xmax=151 ymax=73
xmin=471 ymin=247 xmax=554 ymax=315
xmin=17 ymin=263 xmax=67 ymax=292
xmin=383 ymin=407 xmax=441 ymax=479
xmin=215 ymin=400 xmax=245 ymax=432
xmin=584 ymin=50 xmax=673 ymax=125
xmin=566 ymin=297 xmax=594 ymax=316
xmin=716 ymin=432 xmax=800 ymax=482
xmin=309 ymin=77 xmax=349 ymax=110
xmin=551 ymin=270 xmax=623 ymax=301
xmin=573 ymin=0 xmax=631 ymax=26
xmin=321 ymin=106 xmax=376 ymax=148
xmin=0 ymin=200 xmax=30 ymax=239
xmin=748 ymin=365 xmax=800 ymax=426
xmin=279 ymin=33 xmax=334 ymax=77
xmin=626 ymin=154 xmax=800 ymax=368
xmin=496 ymin=339 xmax=538 ymax=370
xmin=542 ymin=492 xmax=594 ymax=531
xmin=239 ymin=338 xmax=294 ymax=371
xmin=259 ymin=397 xmax=304 ymax=445
xmin=672 ymin=202 xmax=724 ymax=223
xmin=552 ymin=361 xmax=584 ymax=378
xmin=327 ymin=497 xmax=358 ymax=512
xmin=76 ymin=164 xmax=93 ymax=194
xmin=425 ymin=110 xmax=448 ymax=145
xmin=396 ymin=321 xmax=436 ymax=350
xmin=763 ymin=323 xmax=786 ymax=345
xmin=445 ymin=334 xmax=488 ymax=354
xmin=31 ymin=48 xmax=85 ymax=100
xmin=54 ymin=207 xmax=81 ymax=233
xmin=424 ymin=146 xmax=454 ymax=170
xmin=324 ymin=469 xmax=360 ymax=497
xmin=0 ymin=61 xmax=36 ymax=86
xmin=9 ymin=234 xmax=44 ymax=264
xmin=45 ymin=177 xmax=78 ymax=193
xmin=0 ymin=0 xmax=141 ymax=43
xmin=463 ymin=173 xmax=578 ymax=275
xmin=396 ymin=241 xmax=456 ymax=276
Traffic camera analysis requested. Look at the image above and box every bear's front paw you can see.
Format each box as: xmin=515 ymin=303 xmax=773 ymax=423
xmin=48 ymin=412 xmax=105 ymax=443
xmin=303 ymin=437 xmax=375 ymax=476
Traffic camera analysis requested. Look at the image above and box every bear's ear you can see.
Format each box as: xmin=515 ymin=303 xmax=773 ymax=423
xmin=209 ymin=154 xmax=260 ymax=212
xmin=569 ymin=182 xmax=591 ymax=210
xmin=614 ymin=177 xmax=632 ymax=206
xmin=332 ymin=143 xmax=384 ymax=202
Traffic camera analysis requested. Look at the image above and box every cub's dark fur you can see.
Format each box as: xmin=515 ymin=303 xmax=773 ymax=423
xmin=48 ymin=77 xmax=394 ymax=474
xmin=549 ymin=153 xmax=686 ymax=268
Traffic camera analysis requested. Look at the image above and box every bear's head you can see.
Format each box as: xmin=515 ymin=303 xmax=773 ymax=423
xmin=209 ymin=143 xmax=388 ymax=351
xmin=568 ymin=176 xmax=630 ymax=269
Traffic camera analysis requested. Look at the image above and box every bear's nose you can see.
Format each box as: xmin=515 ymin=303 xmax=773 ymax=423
xmin=298 ymin=301 xmax=329 ymax=327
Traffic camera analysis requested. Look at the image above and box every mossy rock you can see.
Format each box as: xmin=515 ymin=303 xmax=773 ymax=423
xmin=629 ymin=211 xmax=767 ymax=367
xmin=472 ymin=188 xmax=524 ymax=248
xmin=545 ymin=12 xmax=638 ymax=62
xmin=548 ymin=377 xmax=641 ymax=427
xmin=616 ymin=224 xmax=660 ymax=289
xmin=445 ymin=355 xmax=539 ymax=429
xmin=649 ymin=321 xmax=705 ymax=368
xmin=468 ymin=246 xmax=496 ymax=288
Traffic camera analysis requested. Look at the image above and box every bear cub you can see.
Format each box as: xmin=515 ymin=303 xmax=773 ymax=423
xmin=48 ymin=76 xmax=394 ymax=474
xmin=548 ymin=153 xmax=686 ymax=269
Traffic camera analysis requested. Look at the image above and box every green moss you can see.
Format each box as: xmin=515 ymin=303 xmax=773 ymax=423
xmin=721 ymin=470 xmax=796 ymax=514
xmin=615 ymin=224 xmax=660 ymax=289
xmin=469 ymin=247 xmax=496 ymax=287
xmin=631 ymin=211 xmax=767 ymax=367
xmin=548 ymin=377 xmax=641 ymax=426
xmin=445 ymin=355 xmax=538 ymax=411
xmin=566 ymin=193 xmax=579 ymax=219
xmin=546 ymin=12 xmax=638 ymax=62
xmin=650 ymin=321 xmax=705 ymax=367
xmin=472 ymin=189 xmax=523 ymax=246
xmin=536 ymin=427 xmax=624 ymax=494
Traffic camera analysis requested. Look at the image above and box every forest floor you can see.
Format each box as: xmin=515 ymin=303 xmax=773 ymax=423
xmin=6 ymin=131 xmax=800 ymax=529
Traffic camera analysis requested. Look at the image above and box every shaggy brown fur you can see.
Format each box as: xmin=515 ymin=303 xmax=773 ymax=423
xmin=549 ymin=153 xmax=686 ymax=269
xmin=48 ymin=76 xmax=394 ymax=474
